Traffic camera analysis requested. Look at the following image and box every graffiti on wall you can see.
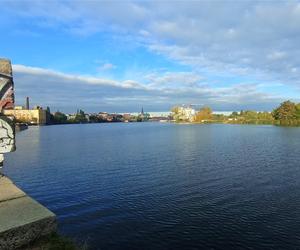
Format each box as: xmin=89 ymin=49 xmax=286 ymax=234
xmin=0 ymin=59 xmax=14 ymax=111
xmin=0 ymin=58 xmax=15 ymax=167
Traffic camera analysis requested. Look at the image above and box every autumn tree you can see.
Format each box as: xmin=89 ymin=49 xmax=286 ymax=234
xmin=295 ymin=103 xmax=300 ymax=119
xmin=272 ymin=101 xmax=296 ymax=120
xmin=194 ymin=107 xmax=213 ymax=122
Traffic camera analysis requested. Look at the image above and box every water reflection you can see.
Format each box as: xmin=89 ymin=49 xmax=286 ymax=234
xmin=5 ymin=123 xmax=300 ymax=250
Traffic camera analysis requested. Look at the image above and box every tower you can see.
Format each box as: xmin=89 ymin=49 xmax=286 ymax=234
xmin=26 ymin=97 xmax=30 ymax=110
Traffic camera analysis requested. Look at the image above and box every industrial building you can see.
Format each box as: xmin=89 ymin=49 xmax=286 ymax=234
xmin=3 ymin=97 xmax=47 ymax=125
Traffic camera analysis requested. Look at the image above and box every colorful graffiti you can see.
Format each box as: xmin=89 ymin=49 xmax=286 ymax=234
xmin=0 ymin=58 xmax=15 ymax=166
xmin=0 ymin=59 xmax=14 ymax=111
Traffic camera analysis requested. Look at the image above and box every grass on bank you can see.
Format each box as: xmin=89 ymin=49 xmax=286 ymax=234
xmin=21 ymin=233 xmax=88 ymax=250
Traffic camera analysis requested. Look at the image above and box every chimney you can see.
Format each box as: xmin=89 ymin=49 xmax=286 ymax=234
xmin=26 ymin=97 xmax=30 ymax=110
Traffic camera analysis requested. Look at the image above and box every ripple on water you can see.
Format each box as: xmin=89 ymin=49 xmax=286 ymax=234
xmin=5 ymin=123 xmax=300 ymax=250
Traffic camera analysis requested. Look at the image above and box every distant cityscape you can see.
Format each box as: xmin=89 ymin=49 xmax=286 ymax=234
xmin=4 ymin=97 xmax=299 ymax=127
xmin=3 ymin=97 xmax=172 ymax=125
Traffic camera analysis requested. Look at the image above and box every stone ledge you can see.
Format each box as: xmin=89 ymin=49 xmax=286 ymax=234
xmin=0 ymin=176 xmax=26 ymax=202
xmin=0 ymin=175 xmax=13 ymax=186
xmin=0 ymin=176 xmax=57 ymax=249
xmin=0 ymin=215 xmax=56 ymax=250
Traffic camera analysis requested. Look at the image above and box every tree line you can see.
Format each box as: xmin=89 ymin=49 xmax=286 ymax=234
xmin=172 ymin=100 xmax=300 ymax=126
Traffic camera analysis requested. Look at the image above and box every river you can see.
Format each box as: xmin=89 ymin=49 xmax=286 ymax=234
xmin=4 ymin=123 xmax=300 ymax=249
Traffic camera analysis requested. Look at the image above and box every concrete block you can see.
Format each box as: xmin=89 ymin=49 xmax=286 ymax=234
xmin=0 ymin=176 xmax=57 ymax=249
xmin=0 ymin=176 xmax=26 ymax=202
xmin=0 ymin=176 xmax=13 ymax=186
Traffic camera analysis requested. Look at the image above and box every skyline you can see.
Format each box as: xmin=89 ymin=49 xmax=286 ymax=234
xmin=1 ymin=1 xmax=300 ymax=112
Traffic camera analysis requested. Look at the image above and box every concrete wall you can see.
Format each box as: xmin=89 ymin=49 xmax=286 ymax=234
xmin=0 ymin=175 xmax=57 ymax=249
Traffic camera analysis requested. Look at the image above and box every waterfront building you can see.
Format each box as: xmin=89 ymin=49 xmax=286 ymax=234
xmin=14 ymin=106 xmax=25 ymax=110
xmin=3 ymin=98 xmax=47 ymax=125
xmin=173 ymin=105 xmax=196 ymax=122
xmin=85 ymin=114 xmax=90 ymax=122
xmin=123 ymin=113 xmax=132 ymax=122
xmin=66 ymin=114 xmax=76 ymax=120
xmin=98 ymin=112 xmax=109 ymax=120
xmin=4 ymin=106 xmax=47 ymax=125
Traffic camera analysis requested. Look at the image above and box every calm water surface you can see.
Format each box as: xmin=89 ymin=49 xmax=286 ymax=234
xmin=4 ymin=123 xmax=300 ymax=249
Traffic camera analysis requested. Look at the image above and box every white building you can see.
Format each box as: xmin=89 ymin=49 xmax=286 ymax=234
xmin=173 ymin=105 xmax=196 ymax=122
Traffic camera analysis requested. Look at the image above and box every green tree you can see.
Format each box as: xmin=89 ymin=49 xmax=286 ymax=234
xmin=171 ymin=106 xmax=186 ymax=122
xmin=89 ymin=114 xmax=99 ymax=123
xmin=243 ymin=110 xmax=258 ymax=120
xmin=295 ymin=103 xmax=300 ymax=119
xmin=74 ymin=110 xmax=88 ymax=123
xmin=53 ymin=112 xmax=67 ymax=124
xmin=45 ymin=106 xmax=53 ymax=124
xmin=272 ymin=101 xmax=296 ymax=120
xmin=230 ymin=111 xmax=239 ymax=118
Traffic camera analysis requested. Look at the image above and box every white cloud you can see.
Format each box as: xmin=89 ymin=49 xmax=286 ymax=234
xmin=13 ymin=64 xmax=119 ymax=86
xmin=5 ymin=1 xmax=300 ymax=86
xmin=145 ymin=72 xmax=204 ymax=88
xmin=139 ymin=29 xmax=151 ymax=37
xmin=267 ymin=51 xmax=287 ymax=61
xmin=3 ymin=1 xmax=300 ymax=111
xmin=97 ymin=63 xmax=116 ymax=71
xmin=11 ymin=64 xmax=284 ymax=112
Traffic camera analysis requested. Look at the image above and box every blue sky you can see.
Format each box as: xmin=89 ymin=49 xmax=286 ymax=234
xmin=1 ymin=0 xmax=300 ymax=113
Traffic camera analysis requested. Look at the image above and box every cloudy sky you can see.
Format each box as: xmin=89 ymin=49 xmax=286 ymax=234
xmin=1 ymin=0 xmax=300 ymax=113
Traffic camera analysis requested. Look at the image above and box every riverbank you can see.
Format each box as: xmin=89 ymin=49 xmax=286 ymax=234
xmin=21 ymin=233 xmax=84 ymax=250
xmin=172 ymin=101 xmax=300 ymax=127
xmin=15 ymin=123 xmax=28 ymax=132
xmin=174 ymin=120 xmax=300 ymax=127
xmin=0 ymin=175 xmax=56 ymax=249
